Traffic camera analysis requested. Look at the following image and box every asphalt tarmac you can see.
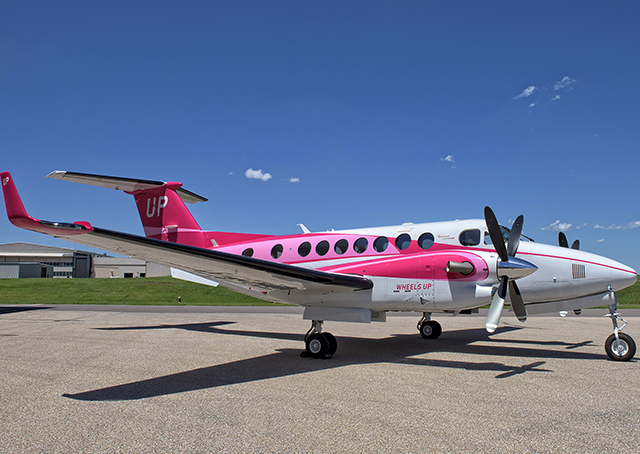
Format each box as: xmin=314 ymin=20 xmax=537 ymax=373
xmin=1 ymin=305 xmax=639 ymax=453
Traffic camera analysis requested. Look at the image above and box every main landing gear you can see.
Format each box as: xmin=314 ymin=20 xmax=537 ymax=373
xmin=604 ymin=294 xmax=636 ymax=361
xmin=302 ymin=320 xmax=337 ymax=359
xmin=417 ymin=312 xmax=442 ymax=339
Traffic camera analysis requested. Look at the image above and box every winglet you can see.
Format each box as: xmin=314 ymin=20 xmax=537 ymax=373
xmin=1 ymin=171 xmax=92 ymax=235
xmin=1 ymin=171 xmax=31 ymax=223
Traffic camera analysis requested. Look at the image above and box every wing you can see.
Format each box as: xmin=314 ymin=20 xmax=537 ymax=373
xmin=1 ymin=172 xmax=372 ymax=298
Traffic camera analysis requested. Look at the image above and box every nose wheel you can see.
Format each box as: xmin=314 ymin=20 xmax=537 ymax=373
xmin=302 ymin=320 xmax=337 ymax=358
xmin=605 ymin=332 xmax=636 ymax=361
xmin=604 ymin=293 xmax=636 ymax=361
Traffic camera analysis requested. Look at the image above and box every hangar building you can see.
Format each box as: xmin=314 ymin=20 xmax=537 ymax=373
xmin=0 ymin=243 xmax=170 ymax=279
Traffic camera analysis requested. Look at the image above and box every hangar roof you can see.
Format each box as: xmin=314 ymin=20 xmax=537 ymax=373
xmin=0 ymin=242 xmax=92 ymax=257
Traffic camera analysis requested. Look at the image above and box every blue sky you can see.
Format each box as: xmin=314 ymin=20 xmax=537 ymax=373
xmin=1 ymin=1 xmax=639 ymax=270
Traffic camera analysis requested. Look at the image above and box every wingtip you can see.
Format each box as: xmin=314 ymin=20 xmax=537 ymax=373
xmin=1 ymin=171 xmax=30 ymax=221
xmin=46 ymin=170 xmax=66 ymax=180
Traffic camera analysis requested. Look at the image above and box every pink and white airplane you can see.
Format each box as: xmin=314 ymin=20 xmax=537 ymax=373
xmin=2 ymin=170 xmax=637 ymax=361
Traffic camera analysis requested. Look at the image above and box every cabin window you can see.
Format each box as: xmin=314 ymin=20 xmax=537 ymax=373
xmin=316 ymin=240 xmax=330 ymax=256
xmin=373 ymin=236 xmax=388 ymax=252
xmin=298 ymin=242 xmax=311 ymax=257
xmin=242 ymin=248 xmax=254 ymax=257
xmin=354 ymin=237 xmax=368 ymax=254
xmin=418 ymin=232 xmax=435 ymax=250
xmin=459 ymin=229 xmax=481 ymax=246
xmin=271 ymin=244 xmax=283 ymax=259
xmin=334 ymin=239 xmax=349 ymax=255
xmin=395 ymin=233 xmax=412 ymax=250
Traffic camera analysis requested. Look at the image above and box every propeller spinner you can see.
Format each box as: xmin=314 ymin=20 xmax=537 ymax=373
xmin=484 ymin=207 xmax=538 ymax=333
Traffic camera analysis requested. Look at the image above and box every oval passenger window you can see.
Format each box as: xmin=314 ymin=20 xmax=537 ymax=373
xmin=395 ymin=233 xmax=412 ymax=250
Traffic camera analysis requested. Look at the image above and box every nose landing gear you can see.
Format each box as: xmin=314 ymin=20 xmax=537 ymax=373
xmin=302 ymin=320 xmax=337 ymax=358
xmin=604 ymin=293 xmax=636 ymax=361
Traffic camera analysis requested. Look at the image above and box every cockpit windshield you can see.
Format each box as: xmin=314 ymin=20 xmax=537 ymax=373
xmin=499 ymin=225 xmax=535 ymax=243
xmin=484 ymin=225 xmax=535 ymax=245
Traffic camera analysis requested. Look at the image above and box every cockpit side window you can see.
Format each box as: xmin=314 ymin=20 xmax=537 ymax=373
xmin=459 ymin=229 xmax=481 ymax=246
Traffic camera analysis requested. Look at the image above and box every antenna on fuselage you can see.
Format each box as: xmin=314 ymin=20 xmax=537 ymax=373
xmin=297 ymin=224 xmax=311 ymax=234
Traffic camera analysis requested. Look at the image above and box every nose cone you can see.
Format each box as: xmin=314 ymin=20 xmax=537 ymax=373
xmin=611 ymin=261 xmax=637 ymax=291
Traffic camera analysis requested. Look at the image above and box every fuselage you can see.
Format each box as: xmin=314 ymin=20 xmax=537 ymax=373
xmin=210 ymin=219 xmax=637 ymax=312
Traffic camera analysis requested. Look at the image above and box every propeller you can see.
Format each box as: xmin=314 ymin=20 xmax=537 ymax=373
xmin=558 ymin=232 xmax=580 ymax=250
xmin=484 ymin=207 xmax=538 ymax=333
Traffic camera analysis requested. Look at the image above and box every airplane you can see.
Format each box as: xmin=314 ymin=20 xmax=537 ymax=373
xmin=1 ymin=170 xmax=637 ymax=361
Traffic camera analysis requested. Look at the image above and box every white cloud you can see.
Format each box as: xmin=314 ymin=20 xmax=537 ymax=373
xmin=227 ymin=171 xmax=234 ymax=176
xmin=554 ymin=76 xmax=576 ymax=91
xmin=597 ymin=239 xmax=605 ymax=243
xmin=514 ymin=86 xmax=536 ymax=99
xmin=440 ymin=155 xmax=456 ymax=168
xmin=541 ymin=220 xmax=573 ymax=231
xmin=594 ymin=221 xmax=640 ymax=230
xmin=529 ymin=102 xmax=536 ymax=108
xmin=551 ymin=95 xmax=561 ymax=101
xmin=245 ymin=168 xmax=272 ymax=182
xmin=288 ymin=177 xmax=300 ymax=183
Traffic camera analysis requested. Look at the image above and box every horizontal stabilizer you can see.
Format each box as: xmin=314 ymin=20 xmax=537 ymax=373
xmin=47 ymin=171 xmax=208 ymax=204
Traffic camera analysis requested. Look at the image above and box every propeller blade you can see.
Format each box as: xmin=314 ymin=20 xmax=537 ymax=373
xmin=571 ymin=239 xmax=580 ymax=250
xmin=486 ymin=276 xmax=508 ymax=333
xmin=506 ymin=215 xmax=524 ymax=257
xmin=558 ymin=232 xmax=569 ymax=248
xmin=484 ymin=206 xmax=508 ymax=262
xmin=509 ymin=281 xmax=527 ymax=322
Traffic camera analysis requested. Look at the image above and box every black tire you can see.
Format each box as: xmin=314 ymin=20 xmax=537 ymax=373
xmin=323 ymin=332 xmax=338 ymax=356
xmin=604 ymin=332 xmax=636 ymax=361
xmin=306 ymin=333 xmax=330 ymax=358
xmin=419 ymin=320 xmax=442 ymax=339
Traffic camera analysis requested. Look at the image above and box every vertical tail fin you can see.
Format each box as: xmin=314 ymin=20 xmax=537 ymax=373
xmin=131 ymin=182 xmax=209 ymax=247
xmin=46 ymin=171 xmax=211 ymax=248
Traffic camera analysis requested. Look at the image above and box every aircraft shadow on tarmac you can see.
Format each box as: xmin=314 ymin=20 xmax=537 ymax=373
xmin=0 ymin=306 xmax=51 ymax=315
xmin=62 ymin=321 xmax=604 ymax=401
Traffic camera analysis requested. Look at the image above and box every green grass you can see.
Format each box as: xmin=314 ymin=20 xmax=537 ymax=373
xmin=616 ymin=279 xmax=640 ymax=308
xmin=1 ymin=276 xmax=639 ymax=308
xmin=0 ymin=276 xmax=291 ymax=306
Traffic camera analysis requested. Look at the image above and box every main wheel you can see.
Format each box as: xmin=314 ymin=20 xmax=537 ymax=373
xmin=604 ymin=332 xmax=636 ymax=361
xmin=419 ymin=320 xmax=442 ymax=339
xmin=306 ymin=332 xmax=330 ymax=358
xmin=323 ymin=332 xmax=338 ymax=356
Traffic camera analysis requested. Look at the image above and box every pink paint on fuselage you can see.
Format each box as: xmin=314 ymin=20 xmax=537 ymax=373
xmin=216 ymin=232 xmax=490 ymax=281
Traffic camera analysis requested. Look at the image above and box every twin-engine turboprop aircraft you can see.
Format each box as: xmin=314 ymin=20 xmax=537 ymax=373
xmin=1 ymin=170 xmax=637 ymax=361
